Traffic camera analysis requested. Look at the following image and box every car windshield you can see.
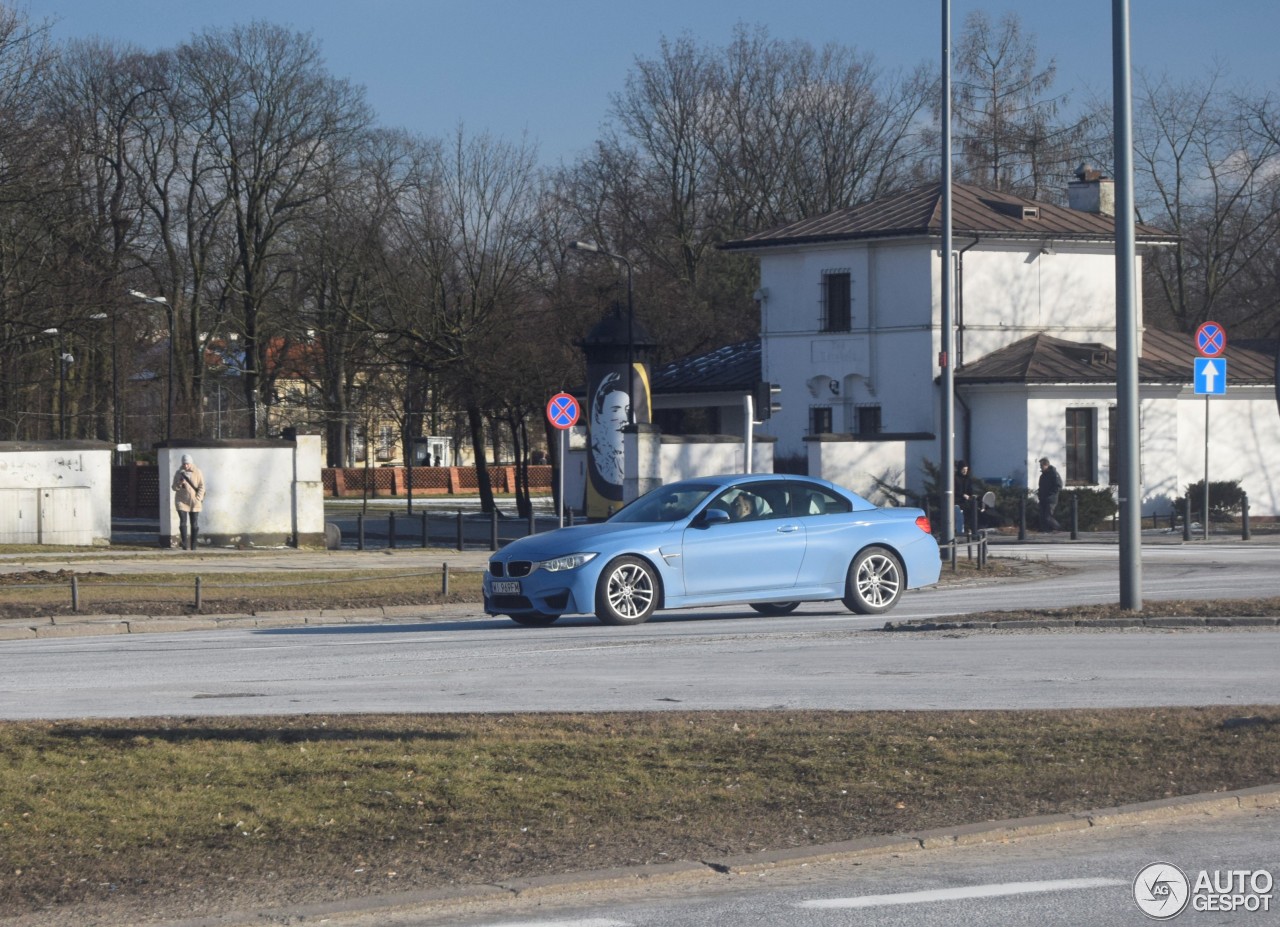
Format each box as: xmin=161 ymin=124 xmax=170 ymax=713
xmin=608 ymin=482 xmax=718 ymax=523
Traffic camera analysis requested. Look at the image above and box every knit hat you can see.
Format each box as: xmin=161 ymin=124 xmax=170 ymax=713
xmin=181 ymin=454 xmax=193 ymax=465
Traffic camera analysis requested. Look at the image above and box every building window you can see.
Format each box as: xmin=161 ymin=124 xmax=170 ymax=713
xmin=856 ymin=404 xmax=881 ymax=435
xmin=821 ymin=271 xmax=851 ymax=332
xmin=810 ymin=406 xmax=833 ymax=435
xmin=1065 ymin=407 xmax=1096 ymax=485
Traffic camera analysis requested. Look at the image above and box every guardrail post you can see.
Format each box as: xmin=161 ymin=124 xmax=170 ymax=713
xmin=357 ymin=513 xmax=365 ymax=551
xmin=442 ymin=562 xmax=449 ymax=596
xmin=1182 ymin=497 xmax=1192 ymax=541
xmin=388 ymin=511 xmax=397 ymax=549
xmin=195 ymin=576 xmax=202 ymax=611
xmin=1242 ymin=491 xmax=1251 ymax=541
xmin=1069 ymin=493 xmax=1079 ymax=540
xmin=490 ymin=510 xmax=499 ymax=551
xmin=567 ymin=509 xmax=575 ymax=527
xmin=71 ymin=575 xmax=79 ymax=612
xmin=527 ymin=508 xmax=536 ymax=537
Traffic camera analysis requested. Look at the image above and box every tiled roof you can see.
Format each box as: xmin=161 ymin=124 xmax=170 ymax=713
xmin=650 ymin=339 xmax=760 ymax=393
xmin=647 ymin=329 xmax=1274 ymax=397
xmin=721 ymin=182 xmax=1174 ymax=250
xmin=956 ymin=328 xmax=1275 ymax=385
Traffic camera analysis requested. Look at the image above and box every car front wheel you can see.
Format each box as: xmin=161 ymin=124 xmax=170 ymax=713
xmin=595 ymin=556 xmax=659 ymax=625
xmin=843 ymin=546 xmax=904 ymax=614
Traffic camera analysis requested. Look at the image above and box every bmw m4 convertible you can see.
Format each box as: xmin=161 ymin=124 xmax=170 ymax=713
xmin=484 ymin=473 xmax=940 ymax=626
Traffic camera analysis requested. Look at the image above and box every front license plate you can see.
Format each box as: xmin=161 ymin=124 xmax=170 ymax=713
xmin=492 ymin=580 xmax=521 ymax=595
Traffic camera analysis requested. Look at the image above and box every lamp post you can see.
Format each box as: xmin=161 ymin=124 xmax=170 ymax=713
xmin=568 ymin=240 xmax=635 ymax=425
xmin=129 ymin=290 xmax=173 ymax=441
xmin=42 ymin=328 xmax=69 ymax=439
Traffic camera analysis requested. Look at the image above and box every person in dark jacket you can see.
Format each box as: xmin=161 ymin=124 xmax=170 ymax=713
xmin=1037 ymin=457 xmax=1063 ymax=531
xmin=954 ymin=461 xmax=975 ymax=537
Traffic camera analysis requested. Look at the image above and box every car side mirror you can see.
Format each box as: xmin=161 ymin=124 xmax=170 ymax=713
xmin=699 ymin=508 xmax=731 ymax=527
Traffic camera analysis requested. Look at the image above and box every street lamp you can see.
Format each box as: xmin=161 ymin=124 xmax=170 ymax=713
xmin=42 ymin=328 xmax=72 ymax=439
xmin=568 ymin=240 xmax=636 ymax=425
xmin=129 ymin=290 xmax=173 ymax=441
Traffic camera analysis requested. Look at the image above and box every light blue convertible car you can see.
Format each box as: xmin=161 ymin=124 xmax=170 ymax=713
xmin=484 ymin=473 xmax=940 ymax=626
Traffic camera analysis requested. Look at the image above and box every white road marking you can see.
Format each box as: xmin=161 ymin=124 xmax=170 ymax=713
xmin=799 ymin=877 xmax=1125 ymax=908
xmin=484 ymin=920 xmax=630 ymax=927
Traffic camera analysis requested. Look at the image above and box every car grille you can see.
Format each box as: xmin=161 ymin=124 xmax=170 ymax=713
xmin=489 ymin=560 xmax=533 ymax=578
xmin=490 ymin=595 xmax=533 ymax=610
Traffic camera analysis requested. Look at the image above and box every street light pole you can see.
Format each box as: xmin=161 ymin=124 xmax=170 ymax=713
xmin=568 ymin=240 xmax=636 ymax=425
xmin=129 ymin=290 xmax=172 ymax=441
xmin=42 ymin=328 xmax=67 ymax=439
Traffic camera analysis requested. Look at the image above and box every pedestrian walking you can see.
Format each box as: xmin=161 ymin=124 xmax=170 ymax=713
xmin=1037 ymin=457 xmax=1063 ymax=532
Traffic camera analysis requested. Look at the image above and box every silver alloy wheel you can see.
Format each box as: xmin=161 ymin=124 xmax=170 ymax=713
xmin=596 ymin=556 xmax=658 ymax=625
xmin=843 ymin=546 xmax=904 ymax=614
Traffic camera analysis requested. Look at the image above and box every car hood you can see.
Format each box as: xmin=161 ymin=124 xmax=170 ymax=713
xmin=494 ymin=521 xmax=676 ymax=561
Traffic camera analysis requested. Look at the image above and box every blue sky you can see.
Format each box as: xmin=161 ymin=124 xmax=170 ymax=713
xmin=21 ymin=0 xmax=1279 ymax=164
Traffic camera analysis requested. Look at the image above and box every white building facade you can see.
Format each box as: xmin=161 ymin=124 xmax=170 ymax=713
xmin=722 ymin=179 xmax=1280 ymax=516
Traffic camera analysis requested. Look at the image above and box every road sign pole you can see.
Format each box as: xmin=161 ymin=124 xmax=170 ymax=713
xmin=1204 ymin=394 xmax=1210 ymax=541
xmin=558 ymin=429 xmax=566 ymax=527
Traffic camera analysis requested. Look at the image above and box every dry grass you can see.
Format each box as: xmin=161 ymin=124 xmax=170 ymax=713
xmin=0 ymin=569 xmax=484 ymax=620
xmin=0 ymin=709 xmax=1276 ymax=923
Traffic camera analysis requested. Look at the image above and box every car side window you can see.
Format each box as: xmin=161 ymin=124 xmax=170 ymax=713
xmin=713 ymin=485 xmax=782 ymax=522
xmin=797 ymin=487 xmax=851 ymax=517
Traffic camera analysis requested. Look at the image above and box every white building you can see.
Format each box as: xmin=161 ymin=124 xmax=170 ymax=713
xmin=713 ymin=176 xmax=1280 ymax=516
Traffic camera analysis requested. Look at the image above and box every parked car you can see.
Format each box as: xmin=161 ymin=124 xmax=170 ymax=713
xmin=484 ymin=473 xmax=940 ymax=626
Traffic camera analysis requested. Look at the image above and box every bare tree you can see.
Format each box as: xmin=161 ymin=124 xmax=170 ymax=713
xmin=1130 ymin=72 xmax=1280 ymax=335
xmin=952 ymin=10 xmax=1093 ymax=198
xmin=175 ymin=22 xmax=373 ymax=436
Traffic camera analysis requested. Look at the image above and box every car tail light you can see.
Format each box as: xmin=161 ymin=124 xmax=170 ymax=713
xmin=915 ymin=515 xmax=932 ymax=534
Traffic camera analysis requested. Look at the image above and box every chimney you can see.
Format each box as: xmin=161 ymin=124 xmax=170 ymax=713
xmin=1068 ymin=163 xmax=1115 ymax=217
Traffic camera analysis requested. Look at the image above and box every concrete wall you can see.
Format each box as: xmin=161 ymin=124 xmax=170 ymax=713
xmin=159 ymin=438 xmax=326 ymax=548
xmin=0 ymin=442 xmax=113 ymax=544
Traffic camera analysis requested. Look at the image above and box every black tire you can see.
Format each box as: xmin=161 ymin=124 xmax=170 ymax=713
xmin=508 ymin=613 xmax=558 ymax=627
xmin=842 ymin=546 xmax=905 ymax=614
xmin=595 ymin=556 xmax=659 ymax=625
xmin=749 ymin=602 xmax=800 ymax=616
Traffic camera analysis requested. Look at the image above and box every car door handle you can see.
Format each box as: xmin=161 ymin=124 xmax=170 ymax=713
xmin=776 ymin=524 xmax=800 ymax=533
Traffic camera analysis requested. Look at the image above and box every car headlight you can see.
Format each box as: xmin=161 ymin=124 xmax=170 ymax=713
xmin=537 ymin=552 xmax=598 ymax=573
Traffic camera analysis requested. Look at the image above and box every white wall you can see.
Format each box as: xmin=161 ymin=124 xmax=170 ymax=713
xmin=1175 ymin=388 xmax=1280 ymax=516
xmin=160 ymin=440 xmax=325 ymax=547
xmin=0 ymin=444 xmax=112 ymax=544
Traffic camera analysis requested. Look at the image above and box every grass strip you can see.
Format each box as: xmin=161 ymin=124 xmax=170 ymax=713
xmin=0 ymin=570 xmax=484 ymax=618
xmin=0 ymin=708 xmax=1277 ymax=919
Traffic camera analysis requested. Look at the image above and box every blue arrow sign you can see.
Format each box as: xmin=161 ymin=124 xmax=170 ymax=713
xmin=1194 ymin=357 xmax=1226 ymax=395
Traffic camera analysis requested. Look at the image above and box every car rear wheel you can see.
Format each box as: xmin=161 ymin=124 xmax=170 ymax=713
xmin=843 ymin=546 xmax=904 ymax=614
xmin=749 ymin=602 xmax=800 ymax=616
xmin=508 ymin=612 xmax=558 ymax=627
xmin=595 ymin=556 xmax=659 ymax=625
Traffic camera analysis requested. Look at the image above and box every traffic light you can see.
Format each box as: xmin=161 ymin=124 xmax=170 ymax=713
xmin=753 ymin=380 xmax=781 ymax=421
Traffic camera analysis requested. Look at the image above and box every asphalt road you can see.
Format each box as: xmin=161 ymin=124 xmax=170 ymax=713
xmin=2 ymin=541 xmax=1279 ymax=719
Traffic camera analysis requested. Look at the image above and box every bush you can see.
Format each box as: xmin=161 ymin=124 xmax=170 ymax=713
xmin=1174 ymin=480 xmax=1244 ymax=522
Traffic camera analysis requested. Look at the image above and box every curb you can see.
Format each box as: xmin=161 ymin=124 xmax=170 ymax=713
xmin=882 ymin=616 xmax=1280 ymax=632
xmin=153 ymin=782 xmax=1280 ymax=927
